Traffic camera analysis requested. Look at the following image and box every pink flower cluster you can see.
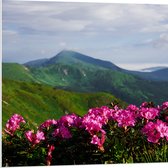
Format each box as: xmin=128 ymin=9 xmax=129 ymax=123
xmin=52 ymin=125 xmax=72 ymax=139
xmin=39 ymin=113 xmax=82 ymax=139
xmin=5 ymin=101 xmax=168 ymax=150
xmin=142 ymin=119 xmax=168 ymax=143
xmin=25 ymin=130 xmax=45 ymax=145
xmin=82 ymin=106 xmax=113 ymax=150
xmin=111 ymin=105 xmax=138 ymax=128
xmin=53 ymin=113 xmax=82 ymax=139
xmin=81 ymin=102 xmax=168 ymax=146
xmin=139 ymin=107 xmax=160 ymax=120
xmin=39 ymin=119 xmax=57 ymax=131
xmin=82 ymin=106 xmax=111 ymax=133
xmin=59 ymin=113 xmax=82 ymax=128
xmin=5 ymin=114 xmax=26 ymax=136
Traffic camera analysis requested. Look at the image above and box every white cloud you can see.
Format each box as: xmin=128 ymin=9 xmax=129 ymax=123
xmin=59 ymin=42 xmax=67 ymax=47
xmin=3 ymin=1 xmax=168 ymax=34
xmin=2 ymin=1 xmax=168 ymax=64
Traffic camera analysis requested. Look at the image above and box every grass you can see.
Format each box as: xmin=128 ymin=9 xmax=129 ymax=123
xmin=2 ymin=79 xmax=126 ymax=128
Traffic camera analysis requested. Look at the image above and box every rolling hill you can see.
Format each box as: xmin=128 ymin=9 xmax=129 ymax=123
xmin=2 ymin=79 xmax=126 ymax=128
xmin=2 ymin=63 xmax=36 ymax=82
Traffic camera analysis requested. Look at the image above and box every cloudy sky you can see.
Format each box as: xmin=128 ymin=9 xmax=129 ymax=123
xmin=2 ymin=0 xmax=168 ymax=70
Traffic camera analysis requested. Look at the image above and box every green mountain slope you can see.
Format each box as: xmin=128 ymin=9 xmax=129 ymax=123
xmin=3 ymin=50 xmax=168 ymax=105
xmin=24 ymin=63 xmax=168 ymax=105
xmin=2 ymin=63 xmax=37 ymax=82
xmin=2 ymin=79 xmax=126 ymax=128
xmin=25 ymin=50 xmax=168 ymax=81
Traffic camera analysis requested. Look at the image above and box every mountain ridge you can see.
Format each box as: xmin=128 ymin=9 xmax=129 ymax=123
xmin=25 ymin=50 xmax=122 ymax=71
xmin=141 ymin=66 xmax=168 ymax=72
xmin=3 ymin=50 xmax=168 ymax=105
xmin=23 ymin=50 xmax=168 ymax=81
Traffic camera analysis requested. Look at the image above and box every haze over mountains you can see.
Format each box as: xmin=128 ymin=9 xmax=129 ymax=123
xmin=141 ymin=66 xmax=168 ymax=72
xmin=2 ymin=50 xmax=168 ymax=106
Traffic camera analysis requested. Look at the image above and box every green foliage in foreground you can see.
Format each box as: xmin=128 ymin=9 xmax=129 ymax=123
xmin=2 ymin=79 xmax=126 ymax=128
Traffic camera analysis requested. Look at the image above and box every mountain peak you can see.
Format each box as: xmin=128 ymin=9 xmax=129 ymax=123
xmin=25 ymin=50 xmax=121 ymax=71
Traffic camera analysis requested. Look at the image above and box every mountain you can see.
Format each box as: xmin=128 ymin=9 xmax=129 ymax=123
xmin=128 ymin=68 xmax=168 ymax=81
xmin=149 ymin=68 xmax=168 ymax=80
xmin=24 ymin=50 xmax=168 ymax=82
xmin=25 ymin=50 xmax=122 ymax=71
xmin=3 ymin=50 xmax=168 ymax=105
xmin=141 ymin=66 xmax=168 ymax=72
xmin=2 ymin=79 xmax=125 ymax=128
xmin=24 ymin=58 xmax=49 ymax=67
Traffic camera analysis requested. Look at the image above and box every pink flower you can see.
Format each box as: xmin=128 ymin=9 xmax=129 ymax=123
xmin=81 ymin=107 xmax=109 ymax=149
xmin=91 ymin=130 xmax=106 ymax=151
xmin=126 ymin=104 xmax=139 ymax=118
xmin=155 ymin=120 xmax=168 ymax=138
xmin=127 ymin=104 xmax=139 ymax=112
xmin=139 ymin=107 xmax=159 ymax=120
xmin=140 ymin=102 xmax=149 ymax=108
xmin=91 ymin=135 xmax=100 ymax=145
xmin=82 ymin=116 xmax=103 ymax=134
xmin=25 ymin=130 xmax=33 ymax=142
xmin=59 ymin=113 xmax=82 ymax=128
xmin=25 ymin=130 xmax=45 ymax=145
xmin=59 ymin=126 xmax=72 ymax=139
xmin=147 ymin=131 xmax=160 ymax=144
xmin=141 ymin=120 xmax=168 ymax=143
xmin=39 ymin=119 xmax=57 ymax=130
xmin=100 ymin=106 xmax=113 ymax=120
xmin=52 ymin=126 xmax=72 ymax=139
xmin=162 ymin=101 xmax=168 ymax=110
xmin=112 ymin=109 xmax=136 ymax=128
xmin=142 ymin=121 xmax=155 ymax=134
xmin=82 ymin=106 xmax=112 ymax=135
xmin=5 ymin=114 xmax=26 ymax=136
xmin=142 ymin=121 xmax=160 ymax=143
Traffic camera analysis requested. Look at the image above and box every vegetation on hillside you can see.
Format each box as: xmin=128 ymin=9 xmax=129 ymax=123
xmin=2 ymin=79 xmax=126 ymax=128
xmin=3 ymin=62 xmax=168 ymax=105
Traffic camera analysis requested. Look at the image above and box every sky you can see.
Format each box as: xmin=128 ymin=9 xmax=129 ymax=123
xmin=2 ymin=0 xmax=168 ymax=70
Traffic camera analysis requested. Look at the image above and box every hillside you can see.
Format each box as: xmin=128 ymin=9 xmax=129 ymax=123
xmin=2 ymin=63 xmax=37 ymax=83
xmin=2 ymin=50 xmax=168 ymax=105
xmin=148 ymin=68 xmax=168 ymax=80
xmin=128 ymin=68 xmax=168 ymax=81
xmin=26 ymin=64 xmax=168 ymax=104
xmin=2 ymin=79 xmax=125 ymax=128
